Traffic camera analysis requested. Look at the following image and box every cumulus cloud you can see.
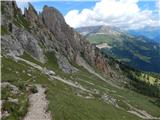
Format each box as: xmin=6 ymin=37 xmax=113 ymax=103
xmin=65 ymin=0 xmax=159 ymax=29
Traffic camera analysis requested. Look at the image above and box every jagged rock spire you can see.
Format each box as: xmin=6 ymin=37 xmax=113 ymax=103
xmin=28 ymin=2 xmax=38 ymax=15
xmin=41 ymin=5 xmax=66 ymax=32
xmin=24 ymin=2 xmax=39 ymax=25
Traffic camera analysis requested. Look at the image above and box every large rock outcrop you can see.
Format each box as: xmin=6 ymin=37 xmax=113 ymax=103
xmin=1 ymin=1 xmax=111 ymax=74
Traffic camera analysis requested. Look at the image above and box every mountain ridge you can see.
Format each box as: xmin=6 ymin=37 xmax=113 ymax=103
xmin=127 ymin=26 xmax=160 ymax=43
xmin=76 ymin=25 xmax=160 ymax=73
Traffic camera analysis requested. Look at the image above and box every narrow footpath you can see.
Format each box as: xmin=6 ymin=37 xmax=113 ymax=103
xmin=23 ymin=85 xmax=52 ymax=120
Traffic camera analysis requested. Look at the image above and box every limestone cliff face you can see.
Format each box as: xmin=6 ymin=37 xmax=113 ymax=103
xmin=41 ymin=5 xmax=85 ymax=61
xmin=1 ymin=1 xmax=111 ymax=74
xmin=1 ymin=2 xmax=45 ymax=62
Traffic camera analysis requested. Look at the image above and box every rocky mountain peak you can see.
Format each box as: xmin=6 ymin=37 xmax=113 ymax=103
xmin=28 ymin=2 xmax=37 ymax=14
xmin=41 ymin=5 xmax=66 ymax=32
xmin=24 ymin=3 xmax=39 ymax=25
xmin=1 ymin=1 xmax=112 ymax=75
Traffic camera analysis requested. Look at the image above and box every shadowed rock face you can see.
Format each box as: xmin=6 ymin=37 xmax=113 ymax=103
xmin=1 ymin=1 xmax=111 ymax=74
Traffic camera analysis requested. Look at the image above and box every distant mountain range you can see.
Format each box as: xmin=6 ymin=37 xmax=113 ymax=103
xmin=76 ymin=25 xmax=160 ymax=73
xmin=127 ymin=27 xmax=160 ymax=43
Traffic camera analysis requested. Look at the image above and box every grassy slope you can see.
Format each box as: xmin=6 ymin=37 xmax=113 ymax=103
xmin=1 ymin=57 xmax=30 ymax=120
xmin=1 ymin=53 xmax=160 ymax=120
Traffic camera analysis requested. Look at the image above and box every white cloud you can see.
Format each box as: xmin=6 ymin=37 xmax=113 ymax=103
xmin=65 ymin=0 xmax=159 ymax=29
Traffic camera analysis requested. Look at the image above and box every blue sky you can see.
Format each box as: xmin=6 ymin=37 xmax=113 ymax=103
xmin=17 ymin=0 xmax=157 ymax=15
xmin=17 ymin=1 xmax=97 ymax=15
xmin=17 ymin=0 xmax=159 ymax=29
xmin=32 ymin=1 xmax=97 ymax=15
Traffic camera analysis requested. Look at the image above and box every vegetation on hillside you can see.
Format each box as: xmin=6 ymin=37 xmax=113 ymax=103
xmin=2 ymin=52 xmax=160 ymax=120
xmin=83 ymin=27 xmax=160 ymax=73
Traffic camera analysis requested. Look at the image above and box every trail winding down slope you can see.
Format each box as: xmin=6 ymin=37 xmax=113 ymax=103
xmin=23 ymin=85 xmax=51 ymax=120
xmin=16 ymin=56 xmax=160 ymax=120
